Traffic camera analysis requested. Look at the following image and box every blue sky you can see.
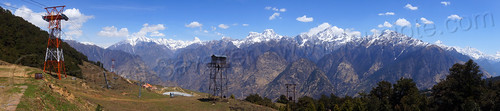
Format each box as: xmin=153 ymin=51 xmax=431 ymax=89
xmin=2 ymin=0 xmax=499 ymax=55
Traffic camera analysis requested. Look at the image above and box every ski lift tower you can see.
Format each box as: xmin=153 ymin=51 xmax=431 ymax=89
xmin=42 ymin=6 xmax=68 ymax=80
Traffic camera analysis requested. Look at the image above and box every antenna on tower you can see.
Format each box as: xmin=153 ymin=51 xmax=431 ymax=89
xmin=42 ymin=6 xmax=68 ymax=80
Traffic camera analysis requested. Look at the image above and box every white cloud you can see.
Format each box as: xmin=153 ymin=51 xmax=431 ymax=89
xmin=14 ymin=6 xmax=94 ymax=39
xmin=370 ymin=29 xmax=380 ymax=35
xmin=242 ymin=24 xmax=249 ymax=26
xmin=3 ymin=2 xmax=11 ymax=6
xmin=447 ymin=14 xmax=462 ymax=20
xmin=296 ymin=15 xmax=313 ymax=22
xmin=62 ymin=8 xmax=95 ymax=39
xmin=329 ymin=26 xmax=345 ymax=35
xmin=232 ymin=23 xmax=238 ymax=26
xmin=203 ymin=30 xmax=208 ymax=33
xmin=211 ymin=26 xmax=216 ymax=31
xmin=395 ymin=18 xmax=411 ymax=27
xmin=265 ymin=6 xmax=285 ymax=20
xmin=185 ymin=21 xmax=203 ymax=28
xmin=384 ymin=21 xmax=393 ymax=27
xmin=305 ymin=23 xmax=331 ymax=36
xmin=434 ymin=40 xmax=443 ymax=45
xmin=264 ymin=6 xmax=272 ymax=10
xmin=440 ymin=1 xmax=450 ymax=6
xmin=269 ymin=12 xmax=280 ymax=20
xmin=378 ymin=12 xmax=395 ymax=16
xmin=272 ymin=8 xmax=279 ymax=11
xmin=98 ymin=26 xmax=129 ymax=37
xmin=420 ymin=17 xmax=434 ymax=24
xmin=344 ymin=28 xmax=361 ymax=37
xmin=378 ymin=21 xmax=392 ymax=28
xmin=265 ymin=6 xmax=285 ymax=12
xmin=279 ymin=8 xmax=286 ymax=12
xmin=14 ymin=6 xmax=47 ymax=28
xmin=131 ymin=23 xmax=166 ymax=38
xmin=405 ymin=4 xmax=418 ymax=10
xmin=149 ymin=31 xmax=165 ymax=37
xmin=415 ymin=23 xmax=421 ymax=27
xmin=218 ymin=24 xmax=229 ymax=29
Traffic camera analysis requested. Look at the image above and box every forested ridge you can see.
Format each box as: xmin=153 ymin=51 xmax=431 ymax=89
xmin=245 ymin=60 xmax=500 ymax=111
xmin=0 ymin=6 xmax=88 ymax=78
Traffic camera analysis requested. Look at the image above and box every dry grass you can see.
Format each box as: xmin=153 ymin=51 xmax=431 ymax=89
xmin=0 ymin=61 xmax=275 ymax=111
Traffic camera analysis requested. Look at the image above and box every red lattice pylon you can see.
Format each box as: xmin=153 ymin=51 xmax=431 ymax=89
xmin=42 ymin=6 xmax=68 ymax=80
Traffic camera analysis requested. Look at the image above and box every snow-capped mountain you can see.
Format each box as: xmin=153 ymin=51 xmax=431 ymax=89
xmin=150 ymin=27 xmax=492 ymax=99
xmin=110 ymin=24 xmax=431 ymax=53
xmin=434 ymin=40 xmax=500 ymax=62
xmin=73 ymin=23 xmax=500 ymax=100
xmin=363 ymin=30 xmax=429 ymax=47
xmin=231 ymin=29 xmax=285 ymax=48
xmin=80 ymin=41 xmax=96 ymax=46
xmin=297 ymin=23 xmax=360 ymax=47
xmin=112 ymin=36 xmax=203 ymax=51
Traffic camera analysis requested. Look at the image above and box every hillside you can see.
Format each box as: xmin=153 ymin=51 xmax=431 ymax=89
xmin=65 ymin=40 xmax=170 ymax=86
xmin=0 ymin=60 xmax=276 ymax=110
xmin=0 ymin=7 xmax=87 ymax=78
xmin=0 ymin=6 xmax=275 ymax=110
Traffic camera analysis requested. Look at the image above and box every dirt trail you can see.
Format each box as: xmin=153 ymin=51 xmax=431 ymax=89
xmin=0 ymin=63 xmax=29 ymax=111
xmin=2 ymin=86 xmax=27 ymax=111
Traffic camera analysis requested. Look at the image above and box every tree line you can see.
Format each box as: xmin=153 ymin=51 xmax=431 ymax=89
xmin=0 ymin=7 xmax=89 ymax=78
xmin=245 ymin=60 xmax=500 ymax=111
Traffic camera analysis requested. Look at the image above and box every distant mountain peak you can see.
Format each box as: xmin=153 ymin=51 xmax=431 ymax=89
xmin=262 ymin=29 xmax=276 ymax=35
xmin=302 ymin=22 xmax=332 ymax=37
xmin=247 ymin=29 xmax=282 ymax=40
xmin=127 ymin=36 xmax=153 ymax=46
xmin=80 ymin=41 xmax=96 ymax=46
xmin=115 ymin=36 xmax=203 ymax=50
xmin=364 ymin=30 xmax=429 ymax=47
xmin=231 ymin=29 xmax=284 ymax=48
xmin=297 ymin=23 xmax=361 ymax=47
xmin=434 ymin=40 xmax=500 ymax=62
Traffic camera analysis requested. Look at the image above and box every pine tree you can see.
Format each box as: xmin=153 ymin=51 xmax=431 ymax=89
xmin=431 ymin=59 xmax=485 ymax=110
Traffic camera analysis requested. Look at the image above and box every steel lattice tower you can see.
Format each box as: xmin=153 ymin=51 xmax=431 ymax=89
xmin=42 ymin=6 xmax=68 ymax=80
xmin=285 ymin=84 xmax=297 ymax=102
xmin=207 ymin=55 xmax=229 ymax=100
xmin=111 ymin=59 xmax=115 ymax=73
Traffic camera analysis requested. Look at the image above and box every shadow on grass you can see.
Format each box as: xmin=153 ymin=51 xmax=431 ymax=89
xmin=198 ymin=98 xmax=230 ymax=103
xmin=46 ymin=72 xmax=61 ymax=79
xmin=197 ymin=98 xmax=215 ymax=102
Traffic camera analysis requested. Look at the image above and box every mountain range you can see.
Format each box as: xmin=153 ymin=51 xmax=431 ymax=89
xmin=67 ymin=23 xmax=500 ymax=100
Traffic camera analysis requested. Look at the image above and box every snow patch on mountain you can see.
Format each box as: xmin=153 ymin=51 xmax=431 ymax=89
xmin=231 ymin=29 xmax=284 ymax=48
xmin=304 ymin=23 xmax=332 ymax=36
xmin=434 ymin=40 xmax=500 ymax=62
xmin=120 ymin=36 xmax=203 ymax=50
xmin=80 ymin=41 xmax=96 ymax=46
xmin=364 ymin=30 xmax=429 ymax=48
xmin=496 ymin=52 xmax=500 ymax=60
xmin=297 ymin=23 xmax=361 ymax=47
